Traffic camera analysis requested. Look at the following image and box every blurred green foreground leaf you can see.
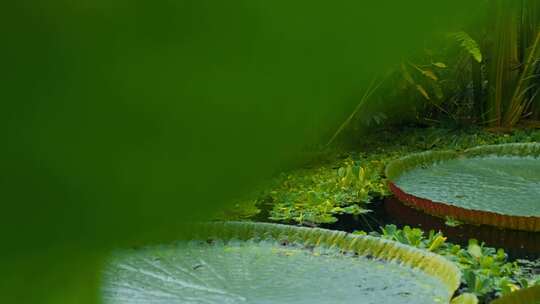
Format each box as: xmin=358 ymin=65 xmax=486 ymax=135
xmin=1 ymin=1 xmax=482 ymax=303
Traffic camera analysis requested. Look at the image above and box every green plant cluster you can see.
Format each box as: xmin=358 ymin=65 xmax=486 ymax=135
xmin=224 ymin=127 xmax=540 ymax=226
xmin=355 ymin=225 xmax=540 ymax=303
xmin=218 ymin=155 xmax=389 ymax=224
xmin=265 ymin=158 xmax=388 ymax=225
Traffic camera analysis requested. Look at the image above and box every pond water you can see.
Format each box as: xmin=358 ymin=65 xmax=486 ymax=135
xmin=324 ymin=198 xmax=540 ymax=260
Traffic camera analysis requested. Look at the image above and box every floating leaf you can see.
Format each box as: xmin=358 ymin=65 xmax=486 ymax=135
xmin=386 ymin=143 xmax=540 ymax=231
xmin=451 ymin=293 xmax=478 ymax=304
xmin=102 ymin=222 xmax=464 ymax=304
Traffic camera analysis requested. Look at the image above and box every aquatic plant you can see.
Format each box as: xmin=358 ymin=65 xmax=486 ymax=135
xmin=5 ymin=1 xmax=535 ymax=303
xmin=228 ymin=127 xmax=540 ymax=226
xmin=357 ymin=225 xmax=539 ymax=302
xmin=387 ymin=143 xmax=540 ymax=231
xmin=102 ymin=222 xmax=472 ymax=304
xmin=452 ymin=293 xmax=479 ymax=304
xmin=260 ymin=158 xmax=387 ymax=225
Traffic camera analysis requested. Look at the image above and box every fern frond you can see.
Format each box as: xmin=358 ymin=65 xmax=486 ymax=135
xmin=452 ymin=31 xmax=483 ymax=63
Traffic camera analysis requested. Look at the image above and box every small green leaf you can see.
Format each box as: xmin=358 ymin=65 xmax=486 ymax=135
xmin=416 ymin=84 xmax=431 ymax=100
xmin=451 ymin=31 xmax=483 ymax=63
xmin=433 ymin=62 xmax=448 ymax=68
xmin=468 ymin=240 xmax=483 ymax=259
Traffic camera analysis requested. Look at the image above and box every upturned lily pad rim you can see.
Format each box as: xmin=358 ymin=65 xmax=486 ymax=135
xmin=386 ymin=143 xmax=540 ymax=232
xmin=176 ymin=221 xmax=466 ymax=303
xmin=451 ymin=293 xmax=479 ymax=304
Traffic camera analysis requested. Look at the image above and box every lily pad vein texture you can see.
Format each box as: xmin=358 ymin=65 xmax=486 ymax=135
xmin=386 ymin=143 xmax=540 ymax=231
xmin=101 ymin=222 xmax=472 ymax=304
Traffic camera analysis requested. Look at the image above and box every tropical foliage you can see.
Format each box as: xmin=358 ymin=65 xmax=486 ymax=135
xmin=361 ymin=0 xmax=540 ymax=130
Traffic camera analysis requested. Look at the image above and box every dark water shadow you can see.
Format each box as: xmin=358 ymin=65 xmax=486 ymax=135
xmin=323 ymin=197 xmax=540 ymax=260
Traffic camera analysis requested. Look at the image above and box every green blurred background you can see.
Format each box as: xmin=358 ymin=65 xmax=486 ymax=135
xmin=2 ymin=1 xmax=484 ymax=303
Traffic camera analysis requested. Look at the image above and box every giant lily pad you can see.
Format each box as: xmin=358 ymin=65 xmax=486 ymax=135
xmin=101 ymin=222 xmax=470 ymax=304
xmin=386 ymin=143 xmax=540 ymax=231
